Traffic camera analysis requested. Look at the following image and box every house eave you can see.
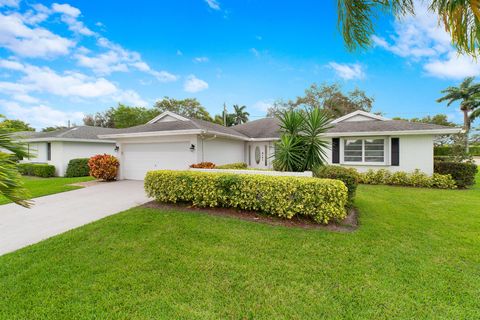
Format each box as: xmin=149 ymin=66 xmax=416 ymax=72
xmin=20 ymin=138 xmax=116 ymax=143
xmin=323 ymin=128 xmax=462 ymax=137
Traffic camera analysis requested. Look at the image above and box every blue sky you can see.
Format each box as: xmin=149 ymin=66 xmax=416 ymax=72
xmin=1 ymin=0 xmax=479 ymax=129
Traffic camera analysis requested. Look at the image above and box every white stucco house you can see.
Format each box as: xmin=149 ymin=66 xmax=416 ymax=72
xmin=98 ymin=110 xmax=461 ymax=180
xmin=17 ymin=127 xmax=117 ymax=176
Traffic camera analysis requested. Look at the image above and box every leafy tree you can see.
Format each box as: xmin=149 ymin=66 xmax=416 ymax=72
xmin=267 ymin=83 xmax=374 ymax=118
xmin=83 ymin=108 xmax=115 ymax=128
xmin=112 ymin=104 xmax=159 ymax=128
xmin=337 ymin=0 xmax=480 ymax=56
xmin=0 ymin=116 xmax=35 ymax=132
xmin=273 ymin=109 xmax=331 ymax=172
xmin=42 ymin=126 xmax=67 ymax=132
xmin=393 ymin=114 xmax=458 ymax=146
xmin=437 ymin=77 xmax=480 ymax=150
xmin=0 ymin=130 xmax=30 ymax=207
xmin=232 ymin=105 xmax=249 ymax=125
xmin=154 ymin=97 xmax=213 ymax=121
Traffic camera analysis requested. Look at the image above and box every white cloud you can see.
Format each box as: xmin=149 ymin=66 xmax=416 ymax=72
xmin=205 ymin=0 xmax=220 ymax=10
xmin=0 ymin=0 xmax=20 ymax=8
xmin=112 ymin=89 xmax=148 ymax=107
xmin=0 ymin=59 xmax=117 ymax=98
xmin=253 ymin=99 xmax=274 ymax=112
xmin=75 ymin=37 xmax=178 ymax=82
xmin=250 ymin=48 xmax=260 ymax=57
xmin=12 ymin=93 xmax=39 ymax=103
xmin=329 ymin=62 xmax=365 ymax=80
xmin=193 ymin=56 xmax=209 ymax=63
xmin=0 ymin=12 xmax=75 ymax=58
xmin=1 ymin=100 xmax=84 ymax=129
xmin=184 ymin=74 xmax=208 ymax=93
xmin=372 ymin=2 xmax=480 ymax=79
xmin=51 ymin=3 xmax=80 ymax=17
xmin=424 ymin=52 xmax=480 ymax=79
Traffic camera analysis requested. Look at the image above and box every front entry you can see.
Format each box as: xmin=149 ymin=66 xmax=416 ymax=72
xmin=248 ymin=142 xmax=271 ymax=169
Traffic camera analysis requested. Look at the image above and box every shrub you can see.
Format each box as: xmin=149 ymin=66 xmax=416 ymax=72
xmin=215 ymin=162 xmax=248 ymax=169
xmin=65 ymin=158 xmax=90 ymax=177
xmin=189 ymin=162 xmax=216 ymax=169
xmin=313 ymin=165 xmax=359 ymax=207
xmin=358 ymin=169 xmax=457 ymax=189
xmin=470 ymin=146 xmax=480 ymax=156
xmin=434 ymin=161 xmax=478 ymax=188
xmin=435 ymin=145 xmax=480 ymax=156
xmin=88 ymin=154 xmax=119 ymax=181
xmin=17 ymin=163 xmax=55 ymax=177
xmin=145 ymin=170 xmax=348 ymax=224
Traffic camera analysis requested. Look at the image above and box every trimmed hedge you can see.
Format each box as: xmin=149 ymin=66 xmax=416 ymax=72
xmin=313 ymin=165 xmax=359 ymax=207
xmin=434 ymin=146 xmax=480 ymax=156
xmin=145 ymin=170 xmax=348 ymax=224
xmin=434 ymin=161 xmax=478 ymax=188
xmin=18 ymin=163 xmax=55 ymax=178
xmin=216 ymin=162 xmax=248 ymax=169
xmin=65 ymin=158 xmax=90 ymax=177
xmin=359 ymin=169 xmax=457 ymax=189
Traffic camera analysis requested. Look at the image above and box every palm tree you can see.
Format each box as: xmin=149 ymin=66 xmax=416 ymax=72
xmin=437 ymin=77 xmax=480 ymax=151
xmin=0 ymin=130 xmax=31 ymax=207
xmin=232 ymin=105 xmax=249 ymax=125
xmin=273 ymin=109 xmax=332 ymax=172
xmin=337 ymin=0 xmax=480 ymax=55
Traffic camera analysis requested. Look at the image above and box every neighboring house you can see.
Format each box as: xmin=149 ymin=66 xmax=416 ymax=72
xmin=17 ymin=127 xmax=118 ymax=176
xmin=98 ymin=110 xmax=461 ymax=180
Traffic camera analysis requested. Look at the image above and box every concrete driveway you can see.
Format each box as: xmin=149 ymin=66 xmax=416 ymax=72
xmin=0 ymin=180 xmax=150 ymax=256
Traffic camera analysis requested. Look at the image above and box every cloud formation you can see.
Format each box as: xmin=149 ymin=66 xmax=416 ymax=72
xmin=184 ymin=75 xmax=208 ymax=93
xmin=329 ymin=62 xmax=365 ymax=80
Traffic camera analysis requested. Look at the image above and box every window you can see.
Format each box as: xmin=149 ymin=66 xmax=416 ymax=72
xmin=343 ymin=138 xmax=384 ymax=163
xmin=47 ymin=142 xmax=51 ymax=161
xmin=255 ymin=146 xmax=261 ymax=164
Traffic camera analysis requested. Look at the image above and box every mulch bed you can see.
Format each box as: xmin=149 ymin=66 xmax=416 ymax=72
xmin=142 ymin=201 xmax=358 ymax=232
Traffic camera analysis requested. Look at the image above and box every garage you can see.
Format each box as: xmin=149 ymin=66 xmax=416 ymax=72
xmin=121 ymin=142 xmax=194 ymax=180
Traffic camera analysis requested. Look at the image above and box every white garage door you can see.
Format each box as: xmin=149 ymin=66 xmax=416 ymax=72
xmin=122 ymin=142 xmax=193 ymax=180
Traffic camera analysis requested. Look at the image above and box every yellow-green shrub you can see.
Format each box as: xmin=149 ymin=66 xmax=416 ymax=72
xmin=359 ymin=169 xmax=456 ymax=189
xmin=144 ymin=170 xmax=348 ymax=224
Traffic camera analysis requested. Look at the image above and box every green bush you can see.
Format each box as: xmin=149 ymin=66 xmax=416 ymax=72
xmin=65 ymin=158 xmax=90 ymax=177
xmin=18 ymin=163 xmax=55 ymax=178
xmin=434 ymin=161 xmax=478 ymax=188
xmin=215 ymin=162 xmax=248 ymax=169
xmin=434 ymin=145 xmax=480 ymax=156
xmin=145 ymin=170 xmax=348 ymax=224
xmin=470 ymin=146 xmax=480 ymax=156
xmin=313 ymin=165 xmax=359 ymax=207
xmin=359 ymin=169 xmax=456 ymax=189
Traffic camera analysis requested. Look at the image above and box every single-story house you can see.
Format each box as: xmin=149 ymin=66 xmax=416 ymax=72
xmin=17 ymin=126 xmax=117 ymax=176
xmin=98 ymin=110 xmax=461 ymax=180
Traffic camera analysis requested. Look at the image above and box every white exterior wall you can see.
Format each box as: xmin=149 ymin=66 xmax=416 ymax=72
xmin=198 ymin=137 xmax=244 ymax=165
xmin=323 ymin=135 xmax=434 ymax=175
xmin=117 ymin=135 xmax=198 ymax=180
xmin=21 ymin=141 xmax=115 ymax=176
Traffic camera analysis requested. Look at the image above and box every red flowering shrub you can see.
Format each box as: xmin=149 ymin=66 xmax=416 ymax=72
xmin=88 ymin=154 xmax=119 ymax=181
xmin=189 ymin=162 xmax=216 ymax=169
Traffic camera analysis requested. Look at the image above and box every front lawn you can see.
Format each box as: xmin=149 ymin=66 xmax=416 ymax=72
xmin=0 ymin=174 xmax=479 ymax=319
xmin=0 ymin=176 xmax=94 ymax=205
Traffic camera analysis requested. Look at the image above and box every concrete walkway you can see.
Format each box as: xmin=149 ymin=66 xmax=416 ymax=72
xmin=0 ymin=180 xmax=150 ymax=256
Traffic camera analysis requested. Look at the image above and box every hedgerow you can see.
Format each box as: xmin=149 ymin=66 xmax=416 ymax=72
xmin=65 ymin=158 xmax=90 ymax=177
xmin=144 ymin=170 xmax=348 ymax=224
xmin=17 ymin=163 xmax=55 ymax=178
xmin=434 ymin=161 xmax=478 ymax=188
xmin=215 ymin=162 xmax=248 ymax=169
xmin=358 ymin=169 xmax=457 ymax=189
xmin=313 ymin=165 xmax=359 ymax=207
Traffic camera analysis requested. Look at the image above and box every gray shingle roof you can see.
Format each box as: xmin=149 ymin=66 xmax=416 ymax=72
xmin=18 ymin=126 xmax=118 ymax=141
xmin=327 ymin=120 xmax=457 ymax=133
xmin=232 ymin=117 xmax=281 ymax=138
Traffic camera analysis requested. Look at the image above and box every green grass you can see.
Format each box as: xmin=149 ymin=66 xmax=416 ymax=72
xmin=0 ymin=174 xmax=479 ymax=319
xmin=0 ymin=176 xmax=94 ymax=205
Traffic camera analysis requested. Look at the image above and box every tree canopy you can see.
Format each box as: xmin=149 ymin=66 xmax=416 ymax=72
xmin=267 ymin=83 xmax=374 ymax=119
xmin=337 ymin=0 xmax=480 ymax=56
xmin=153 ymin=97 xmax=213 ymax=121
xmin=0 ymin=116 xmax=35 ymax=133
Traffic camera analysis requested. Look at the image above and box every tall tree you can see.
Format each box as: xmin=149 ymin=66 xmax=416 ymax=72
xmin=42 ymin=126 xmax=67 ymax=132
xmin=0 ymin=130 xmax=30 ymax=207
xmin=83 ymin=108 xmax=115 ymax=128
xmin=112 ymin=104 xmax=159 ymax=128
xmin=0 ymin=116 xmax=35 ymax=132
xmin=337 ymin=0 xmax=480 ymax=56
xmin=437 ymin=77 xmax=480 ymax=149
xmin=154 ymin=97 xmax=213 ymax=121
xmin=232 ymin=104 xmax=249 ymax=125
xmin=268 ymin=83 xmax=374 ymax=118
